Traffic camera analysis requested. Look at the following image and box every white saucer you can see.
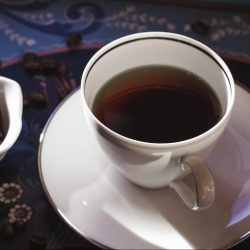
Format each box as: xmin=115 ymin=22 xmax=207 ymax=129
xmin=39 ymin=84 xmax=250 ymax=249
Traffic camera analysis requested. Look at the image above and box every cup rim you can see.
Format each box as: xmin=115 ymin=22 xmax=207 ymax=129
xmin=80 ymin=31 xmax=235 ymax=148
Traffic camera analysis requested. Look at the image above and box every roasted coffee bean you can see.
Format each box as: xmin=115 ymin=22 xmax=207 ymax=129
xmin=23 ymin=52 xmax=39 ymax=62
xmin=23 ymin=96 xmax=30 ymax=107
xmin=29 ymin=92 xmax=47 ymax=108
xmin=23 ymin=52 xmax=41 ymax=75
xmin=1 ymin=222 xmax=14 ymax=238
xmin=30 ymin=233 xmax=47 ymax=250
xmin=13 ymin=220 xmax=25 ymax=233
xmin=24 ymin=61 xmax=41 ymax=75
xmin=57 ymin=61 xmax=70 ymax=76
xmin=57 ymin=86 xmax=68 ymax=100
xmin=41 ymin=58 xmax=57 ymax=74
xmin=190 ymin=19 xmax=209 ymax=35
xmin=66 ymin=33 xmax=82 ymax=48
xmin=30 ymin=92 xmax=46 ymax=102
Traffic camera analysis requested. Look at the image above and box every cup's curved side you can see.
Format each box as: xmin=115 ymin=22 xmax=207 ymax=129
xmin=80 ymin=32 xmax=235 ymax=211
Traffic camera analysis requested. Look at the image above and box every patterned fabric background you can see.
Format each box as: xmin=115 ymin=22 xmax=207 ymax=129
xmin=0 ymin=0 xmax=250 ymax=65
xmin=0 ymin=1 xmax=249 ymax=249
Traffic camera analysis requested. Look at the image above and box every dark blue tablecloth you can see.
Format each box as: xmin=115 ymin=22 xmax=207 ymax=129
xmin=0 ymin=1 xmax=250 ymax=249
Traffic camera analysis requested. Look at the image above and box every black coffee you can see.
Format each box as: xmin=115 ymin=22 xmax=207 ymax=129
xmin=93 ymin=65 xmax=221 ymax=143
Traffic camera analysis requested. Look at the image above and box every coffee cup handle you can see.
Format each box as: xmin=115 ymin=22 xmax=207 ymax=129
xmin=169 ymin=155 xmax=215 ymax=211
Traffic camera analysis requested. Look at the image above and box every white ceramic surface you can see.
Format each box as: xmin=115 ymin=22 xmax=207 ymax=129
xmin=0 ymin=76 xmax=23 ymax=160
xmin=81 ymin=32 xmax=235 ymax=210
xmin=39 ymin=84 xmax=250 ymax=249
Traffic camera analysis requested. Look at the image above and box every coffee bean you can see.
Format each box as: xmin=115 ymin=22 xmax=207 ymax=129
xmin=30 ymin=92 xmax=46 ymax=102
xmin=66 ymin=33 xmax=82 ymax=48
xmin=29 ymin=92 xmax=47 ymax=108
xmin=23 ymin=96 xmax=30 ymax=107
xmin=23 ymin=52 xmax=39 ymax=62
xmin=23 ymin=52 xmax=41 ymax=75
xmin=57 ymin=61 xmax=70 ymax=76
xmin=24 ymin=61 xmax=41 ymax=75
xmin=190 ymin=19 xmax=209 ymax=35
xmin=13 ymin=220 xmax=25 ymax=233
xmin=30 ymin=233 xmax=47 ymax=249
xmin=57 ymin=86 xmax=68 ymax=100
xmin=41 ymin=58 xmax=57 ymax=74
xmin=1 ymin=222 xmax=14 ymax=238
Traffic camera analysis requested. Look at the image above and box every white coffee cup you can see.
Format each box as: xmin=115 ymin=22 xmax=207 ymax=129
xmin=80 ymin=32 xmax=235 ymax=211
xmin=0 ymin=76 xmax=23 ymax=160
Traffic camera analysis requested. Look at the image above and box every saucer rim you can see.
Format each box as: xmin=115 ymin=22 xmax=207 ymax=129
xmin=38 ymin=82 xmax=250 ymax=250
xmin=38 ymin=87 xmax=110 ymax=250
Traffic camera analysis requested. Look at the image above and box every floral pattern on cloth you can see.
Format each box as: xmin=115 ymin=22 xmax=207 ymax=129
xmin=0 ymin=183 xmax=23 ymax=204
xmin=0 ymin=0 xmax=250 ymax=64
xmin=8 ymin=204 xmax=32 ymax=223
xmin=0 ymin=1 xmax=249 ymax=249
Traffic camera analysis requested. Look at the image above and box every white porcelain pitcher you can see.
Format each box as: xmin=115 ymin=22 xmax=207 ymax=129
xmin=0 ymin=76 xmax=23 ymax=160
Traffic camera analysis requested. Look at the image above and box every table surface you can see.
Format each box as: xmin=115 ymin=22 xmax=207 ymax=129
xmin=0 ymin=1 xmax=250 ymax=249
